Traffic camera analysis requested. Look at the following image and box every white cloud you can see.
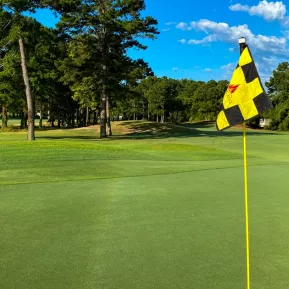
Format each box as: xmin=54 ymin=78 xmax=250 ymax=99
xmin=250 ymin=1 xmax=286 ymax=20
xmin=229 ymin=3 xmax=250 ymax=12
xmin=162 ymin=28 xmax=171 ymax=32
xmin=188 ymin=35 xmax=217 ymax=44
xmin=176 ymin=19 xmax=288 ymax=56
xmin=176 ymin=22 xmax=190 ymax=30
xmin=220 ymin=63 xmax=237 ymax=80
xmin=229 ymin=47 xmax=235 ymax=52
xmin=172 ymin=68 xmax=179 ymax=72
xmin=166 ymin=22 xmax=177 ymax=26
xmin=221 ymin=63 xmax=236 ymax=70
xmin=178 ymin=39 xmax=187 ymax=44
xmin=262 ymin=56 xmax=279 ymax=65
xmin=229 ymin=1 xmax=288 ymax=22
xmin=190 ymin=19 xmax=229 ymax=33
xmin=254 ymin=57 xmax=279 ymax=81
xmin=204 ymin=68 xmax=213 ymax=72
xmin=220 ymin=56 xmax=279 ymax=82
xmin=282 ymin=29 xmax=289 ymax=38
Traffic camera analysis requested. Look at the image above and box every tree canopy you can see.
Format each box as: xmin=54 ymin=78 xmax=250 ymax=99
xmin=1 ymin=1 xmax=289 ymax=135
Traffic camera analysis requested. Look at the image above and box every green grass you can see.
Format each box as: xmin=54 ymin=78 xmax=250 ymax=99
xmin=0 ymin=118 xmax=48 ymax=127
xmin=1 ymin=121 xmax=289 ymax=289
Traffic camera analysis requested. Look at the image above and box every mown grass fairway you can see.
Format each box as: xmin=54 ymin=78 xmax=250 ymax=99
xmin=1 ymin=122 xmax=289 ymax=289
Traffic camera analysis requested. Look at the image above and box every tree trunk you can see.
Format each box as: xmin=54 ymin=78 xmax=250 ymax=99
xmin=93 ymin=111 xmax=98 ymax=125
xmin=82 ymin=108 xmax=86 ymax=127
xmin=76 ymin=109 xmax=79 ymax=126
xmin=133 ymin=100 xmax=136 ymax=121
xmin=100 ymin=24 xmax=108 ymax=138
xmin=2 ymin=104 xmax=8 ymax=128
xmin=20 ymin=108 xmax=25 ymax=129
xmin=100 ymin=61 xmax=108 ymax=137
xmin=161 ymin=114 xmax=165 ymax=123
xmin=39 ymin=101 xmax=43 ymax=128
xmin=19 ymin=37 xmax=35 ymax=141
xmin=156 ymin=115 xmax=159 ymax=122
xmin=86 ymin=107 xmax=90 ymax=126
xmin=100 ymin=93 xmax=107 ymax=138
xmin=106 ymin=97 xmax=112 ymax=136
xmin=142 ymin=101 xmax=148 ymax=121
xmin=24 ymin=113 xmax=28 ymax=128
xmin=70 ymin=112 xmax=73 ymax=127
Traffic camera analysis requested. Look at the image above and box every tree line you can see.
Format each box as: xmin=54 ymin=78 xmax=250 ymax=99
xmin=115 ymin=77 xmax=229 ymax=124
xmin=0 ymin=0 xmax=229 ymax=137
xmin=0 ymin=0 xmax=158 ymax=139
xmin=0 ymin=1 xmax=288 ymax=139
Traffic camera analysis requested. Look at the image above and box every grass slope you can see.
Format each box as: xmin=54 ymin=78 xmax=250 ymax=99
xmin=1 ymin=122 xmax=289 ymax=289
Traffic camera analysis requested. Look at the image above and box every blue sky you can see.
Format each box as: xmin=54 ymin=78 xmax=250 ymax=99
xmin=32 ymin=0 xmax=289 ymax=82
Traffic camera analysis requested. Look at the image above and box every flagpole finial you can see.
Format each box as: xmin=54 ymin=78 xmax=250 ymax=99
xmin=239 ymin=37 xmax=246 ymax=44
xmin=239 ymin=37 xmax=246 ymax=54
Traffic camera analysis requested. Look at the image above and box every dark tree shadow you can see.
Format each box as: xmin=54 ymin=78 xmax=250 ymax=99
xmin=38 ymin=136 xmax=101 ymax=140
xmin=114 ymin=121 xmax=278 ymax=140
xmin=36 ymin=121 xmax=279 ymax=141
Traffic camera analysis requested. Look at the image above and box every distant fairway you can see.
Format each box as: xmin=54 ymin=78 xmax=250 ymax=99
xmin=1 ymin=122 xmax=289 ymax=289
xmin=0 ymin=118 xmax=48 ymax=127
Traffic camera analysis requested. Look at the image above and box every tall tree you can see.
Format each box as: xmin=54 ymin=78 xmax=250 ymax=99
xmin=0 ymin=8 xmax=13 ymax=129
xmin=2 ymin=1 xmax=39 ymax=139
xmin=265 ymin=62 xmax=289 ymax=130
xmin=49 ymin=0 xmax=158 ymax=137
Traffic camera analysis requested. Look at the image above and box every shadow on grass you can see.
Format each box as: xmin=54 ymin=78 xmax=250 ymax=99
xmin=115 ymin=121 xmax=278 ymax=140
xmin=38 ymin=136 xmax=100 ymax=140
xmin=36 ymin=121 xmax=278 ymax=141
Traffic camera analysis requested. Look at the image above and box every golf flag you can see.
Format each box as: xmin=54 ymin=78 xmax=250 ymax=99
xmin=216 ymin=44 xmax=272 ymax=131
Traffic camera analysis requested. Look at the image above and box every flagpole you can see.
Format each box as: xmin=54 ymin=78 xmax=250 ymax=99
xmin=239 ymin=37 xmax=251 ymax=289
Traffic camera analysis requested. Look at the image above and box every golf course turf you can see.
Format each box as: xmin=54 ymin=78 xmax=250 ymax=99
xmin=1 ymin=121 xmax=289 ymax=289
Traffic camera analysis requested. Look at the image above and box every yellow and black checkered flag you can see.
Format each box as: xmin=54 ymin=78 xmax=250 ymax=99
xmin=216 ymin=45 xmax=272 ymax=131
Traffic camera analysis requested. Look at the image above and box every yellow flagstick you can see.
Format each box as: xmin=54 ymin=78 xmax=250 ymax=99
xmin=243 ymin=122 xmax=250 ymax=289
xmin=239 ymin=37 xmax=251 ymax=289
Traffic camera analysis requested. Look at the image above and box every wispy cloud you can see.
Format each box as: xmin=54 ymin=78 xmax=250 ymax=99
xmin=166 ymin=22 xmax=177 ymax=26
xmin=282 ymin=30 xmax=289 ymax=38
xmin=229 ymin=1 xmax=289 ymax=26
xmin=229 ymin=3 xmax=250 ymax=12
xmin=220 ymin=56 xmax=279 ymax=82
xmin=176 ymin=19 xmax=288 ymax=56
xmin=221 ymin=63 xmax=236 ymax=71
xmin=171 ymin=2 xmax=288 ymax=82
xmin=254 ymin=57 xmax=278 ymax=82
xmin=178 ymin=39 xmax=187 ymax=44
xmin=162 ymin=28 xmax=171 ymax=32
xmin=188 ymin=35 xmax=217 ymax=44
xmin=172 ymin=68 xmax=180 ymax=72
xmin=176 ymin=22 xmax=191 ymax=30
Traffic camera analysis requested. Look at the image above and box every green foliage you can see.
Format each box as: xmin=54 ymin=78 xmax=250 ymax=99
xmin=137 ymin=77 xmax=228 ymax=123
xmin=265 ymin=62 xmax=289 ymax=131
xmin=52 ymin=0 xmax=159 ymax=136
xmin=2 ymin=0 xmax=288 ymax=133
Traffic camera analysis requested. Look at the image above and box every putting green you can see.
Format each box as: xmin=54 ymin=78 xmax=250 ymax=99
xmin=1 ymin=122 xmax=288 ymax=289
